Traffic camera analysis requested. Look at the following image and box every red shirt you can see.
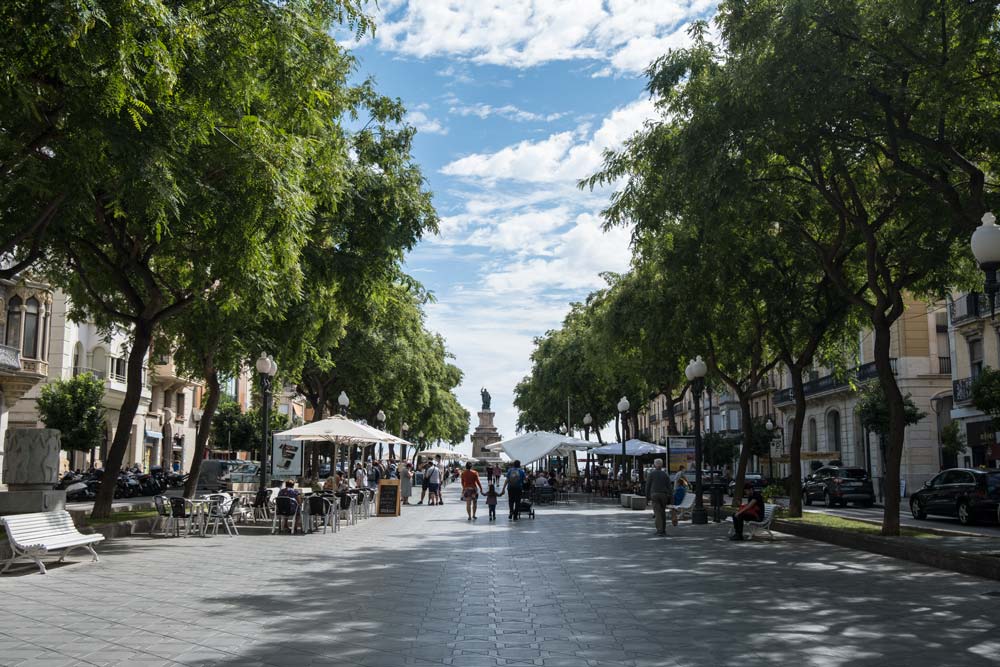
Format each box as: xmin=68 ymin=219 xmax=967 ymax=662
xmin=461 ymin=469 xmax=481 ymax=490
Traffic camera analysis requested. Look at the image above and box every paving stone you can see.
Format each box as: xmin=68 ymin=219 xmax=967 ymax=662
xmin=1 ymin=487 xmax=999 ymax=667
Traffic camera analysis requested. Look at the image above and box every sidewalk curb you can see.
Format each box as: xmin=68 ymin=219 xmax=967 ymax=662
xmin=773 ymin=518 xmax=1000 ymax=582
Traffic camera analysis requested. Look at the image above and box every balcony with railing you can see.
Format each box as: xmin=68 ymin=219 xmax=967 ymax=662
xmin=938 ymin=356 xmax=952 ymax=375
xmin=773 ymin=359 xmax=897 ymax=406
xmin=950 ymin=292 xmax=991 ymax=325
xmin=954 ymin=376 xmax=975 ymax=405
xmin=73 ymin=366 xmax=107 ymax=380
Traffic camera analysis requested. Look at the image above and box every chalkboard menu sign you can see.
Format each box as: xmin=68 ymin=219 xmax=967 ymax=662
xmin=377 ymin=479 xmax=401 ymax=517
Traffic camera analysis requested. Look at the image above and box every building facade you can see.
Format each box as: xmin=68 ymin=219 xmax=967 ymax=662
xmin=0 ymin=276 xmax=56 ymax=485
xmin=947 ymin=291 xmax=1000 ymax=469
xmin=7 ymin=291 xmax=202 ymax=474
xmin=773 ymin=298 xmax=950 ymax=496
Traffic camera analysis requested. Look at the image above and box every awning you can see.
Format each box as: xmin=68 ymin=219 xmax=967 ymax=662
xmin=588 ymin=439 xmax=667 ymax=456
xmin=488 ymin=432 xmax=592 ymax=466
xmin=144 ymin=429 xmax=163 ymax=440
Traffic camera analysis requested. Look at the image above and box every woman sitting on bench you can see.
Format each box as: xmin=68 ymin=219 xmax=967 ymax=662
xmin=731 ymin=485 xmax=765 ymax=541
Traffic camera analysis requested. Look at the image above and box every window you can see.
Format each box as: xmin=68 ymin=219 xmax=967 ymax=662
xmin=5 ymin=296 xmax=21 ymax=349
xmin=175 ymin=392 xmax=185 ymax=418
xmin=91 ymin=347 xmax=107 ymax=378
xmin=21 ymin=297 xmax=39 ymax=358
xmin=826 ymin=410 xmax=841 ymax=452
xmin=807 ymin=418 xmax=818 ymax=452
xmin=970 ymin=339 xmax=984 ymax=379
xmin=72 ymin=342 xmax=83 ymax=373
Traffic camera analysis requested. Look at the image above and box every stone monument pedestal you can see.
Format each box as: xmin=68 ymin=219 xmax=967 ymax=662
xmin=471 ymin=411 xmax=502 ymax=462
xmin=0 ymin=428 xmax=65 ymax=514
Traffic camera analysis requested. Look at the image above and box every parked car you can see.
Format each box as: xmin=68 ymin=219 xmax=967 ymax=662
xmin=909 ymin=468 xmax=1000 ymax=526
xmin=802 ymin=466 xmax=875 ymax=507
xmin=728 ymin=473 xmax=767 ymax=496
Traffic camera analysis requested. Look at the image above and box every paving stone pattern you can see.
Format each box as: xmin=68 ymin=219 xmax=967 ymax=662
xmin=1 ymin=487 xmax=999 ymax=667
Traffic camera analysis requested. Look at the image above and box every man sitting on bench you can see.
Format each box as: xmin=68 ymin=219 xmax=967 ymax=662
xmin=730 ymin=484 xmax=764 ymax=541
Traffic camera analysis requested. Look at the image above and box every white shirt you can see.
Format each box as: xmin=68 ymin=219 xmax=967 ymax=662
xmin=355 ymin=468 xmax=367 ymax=488
xmin=426 ymin=465 xmax=441 ymax=484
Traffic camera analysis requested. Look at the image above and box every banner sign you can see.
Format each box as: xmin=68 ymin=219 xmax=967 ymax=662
xmin=271 ymin=434 xmax=303 ymax=478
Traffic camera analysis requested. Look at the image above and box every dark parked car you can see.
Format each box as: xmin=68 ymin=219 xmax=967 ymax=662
xmin=909 ymin=468 xmax=1000 ymax=526
xmin=802 ymin=466 xmax=875 ymax=508
xmin=728 ymin=473 xmax=767 ymax=496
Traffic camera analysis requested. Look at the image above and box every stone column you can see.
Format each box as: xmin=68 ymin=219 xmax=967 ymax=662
xmin=0 ymin=428 xmax=66 ymax=512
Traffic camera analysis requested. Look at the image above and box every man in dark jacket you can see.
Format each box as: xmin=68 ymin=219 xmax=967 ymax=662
xmin=645 ymin=458 xmax=672 ymax=536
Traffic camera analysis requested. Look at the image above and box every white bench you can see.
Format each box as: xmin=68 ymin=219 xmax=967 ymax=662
xmin=1 ymin=510 xmax=104 ymax=575
xmin=665 ymin=492 xmax=696 ymax=520
xmin=747 ymin=503 xmax=777 ymax=541
xmin=621 ymin=493 xmax=636 ymax=508
xmin=727 ymin=503 xmax=777 ymax=541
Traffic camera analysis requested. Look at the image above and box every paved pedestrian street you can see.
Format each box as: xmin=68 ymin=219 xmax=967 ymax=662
xmin=1 ymin=489 xmax=999 ymax=667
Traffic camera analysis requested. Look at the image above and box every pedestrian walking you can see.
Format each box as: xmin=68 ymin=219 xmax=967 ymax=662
xmin=484 ymin=483 xmax=504 ymax=520
xmin=434 ymin=455 xmax=445 ymax=504
xmin=400 ymin=463 xmax=413 ymax=504
xmin=417 ymin=461 xmax=430 ymax=504
xmin=425 ymin=460 xmax=442 ymax=506
xmin=502 ymin=460 xmax=526 ymax=520
xmin=461 ymin=462 xmax=484 ymax=520
xmin=645 ymin=459 xmax=672 ymax=536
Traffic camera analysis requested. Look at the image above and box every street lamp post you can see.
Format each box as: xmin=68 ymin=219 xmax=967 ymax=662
xmin=339 ymin=391 xmax=352 ymax=467
xmin=377 ymin=409 xmax=386 ymax=461
xmin=686 ymin=356 xmax=708 ymax=524
xmin=255 ymin=352 xmax=277 ymax=491
xmin=400 ymin=421 xmax=409 ymax=462
xmin=618 ymin=397 xmax=630 ymax=488
xmin=971 ymin=212 xmax=1000 ymax=316
xmin=583 ymin=413 xmax=593 ymax=478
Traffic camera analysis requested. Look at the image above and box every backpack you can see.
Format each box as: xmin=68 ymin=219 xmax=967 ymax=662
xmin=506 ymin=468 xmax=523 ymax=491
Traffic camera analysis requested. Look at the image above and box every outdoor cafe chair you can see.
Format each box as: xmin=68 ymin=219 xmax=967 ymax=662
xmin=149 ymin=495 xmax=172 ymax=537
xmin=250 ymin=488 xmax=271 ymax=523
xmin=271 ymin=496 xmax=300 ymax=534
xmin=307 ymin=495 xmax=336 ymax=534
xmin=209 ymin=496 xmax=241 ymax=537
xmin=168 ymin=497 xmax=201 ymax=537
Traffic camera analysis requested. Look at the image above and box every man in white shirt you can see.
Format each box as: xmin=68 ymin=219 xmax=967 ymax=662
xmin=354 ymin=462 xmax=367 ymax=489
xmin=425 ymin=461 xmax=441 ymax=506
xmin=434 ymin=455 xmax=445 ymax=504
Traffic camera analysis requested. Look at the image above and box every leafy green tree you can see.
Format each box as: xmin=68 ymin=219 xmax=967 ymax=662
xmin=857 ymin=383 xmax=926 ymax=442
xmin=210 ymin=402 xmax=256 ymax=454
xmin=7 ymin=0 xmax=374 ymax=519
xmin=702 ymin=433 xmax=738 ymax=469
xmin=971 ymin=367 xmax=1000 ymax=426
xmin=36 ymin=373 xmax=105 ymax=454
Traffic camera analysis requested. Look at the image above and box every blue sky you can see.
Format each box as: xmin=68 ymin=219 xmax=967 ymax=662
xmin=347 ymin=1 xmax=718 ymax=449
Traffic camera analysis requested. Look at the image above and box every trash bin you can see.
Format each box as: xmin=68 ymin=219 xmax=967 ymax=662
xmin=709 ymin=482 xmax=726 ymax=523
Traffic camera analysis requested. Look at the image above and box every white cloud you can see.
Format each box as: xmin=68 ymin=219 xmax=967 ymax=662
xmin=370 ymin=0 xmax=717 ymax=75
xmin=441 ymin=97 xmax=657 ymax=183
xmin=450 ymin=102 xmax=566 ymax=123
xmin=404 ymin=110 xmax=448 ymax=135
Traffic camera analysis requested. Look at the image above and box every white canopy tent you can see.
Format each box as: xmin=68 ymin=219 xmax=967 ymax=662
xmin=588 ymin=439 xmax=668 ymax=456
xmin=416 ymin=447 xmax=465 ymax=460
xmin=487 ymin=431 xmax=592 ymax=467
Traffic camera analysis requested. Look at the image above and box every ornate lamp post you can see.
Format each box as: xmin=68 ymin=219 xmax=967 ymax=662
xmin=376 ymin=409 xmax=386 ymax=461
xmin=685 ymin=356 xmax=708 ymax=524
xmin=255 ymin=352 xmax=277 ymax=490
xmin=971 ymin=212 xmax=1000 ymax=315
xmin=618 ymin=396 xmax=630 ymax=485
xmin=400 ymin=421 xmax=409 ymax=461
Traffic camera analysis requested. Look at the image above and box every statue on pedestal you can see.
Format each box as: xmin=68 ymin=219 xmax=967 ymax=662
xmin=480 ymin=387 xmax=491 ymax=411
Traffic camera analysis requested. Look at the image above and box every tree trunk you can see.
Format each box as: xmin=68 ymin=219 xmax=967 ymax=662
xmin=614 ymin=413 xmax=621 ymax=442
xmin=873 ymin=316 xmax=904 ymax=536
xmin=185 ymin=367 xmax=220 ymax=498
xmin=594 ymin=426 xmax=603 ymax=444
xmin=307 ymin=389 xmax=325 ymax=486
xmin=787 ymin=364 xmax=807 ymax=518
xmin=732 ymin=393 xmax=753 ymax=506
xmin=90 ymin=321 xmax=154 ymax=520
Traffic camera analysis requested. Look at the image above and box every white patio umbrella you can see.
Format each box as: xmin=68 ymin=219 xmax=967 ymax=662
xmin=416 ymin=447 xmax=464 ymax=459
xmin=277 ymin=415 xmax=410 ymax=445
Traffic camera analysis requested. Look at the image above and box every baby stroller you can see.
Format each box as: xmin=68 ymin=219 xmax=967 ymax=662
xmin=517 ymin=497 xmax=535 ymax=519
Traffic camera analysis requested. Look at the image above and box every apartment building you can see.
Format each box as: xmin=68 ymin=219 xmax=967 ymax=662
xmin=8 ymin=291 xmax=203 ymax=473
xmin=947 ymin=291 xmax=1000 ymax=469
xmin=0 ymin=276 xmax=56 ymax=483
xmin=773 ymin=298 xmax=950 ymax=495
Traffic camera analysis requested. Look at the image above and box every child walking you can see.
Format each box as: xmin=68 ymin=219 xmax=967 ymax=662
xmin=484 ymin=483 xmax=504 ymax=521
